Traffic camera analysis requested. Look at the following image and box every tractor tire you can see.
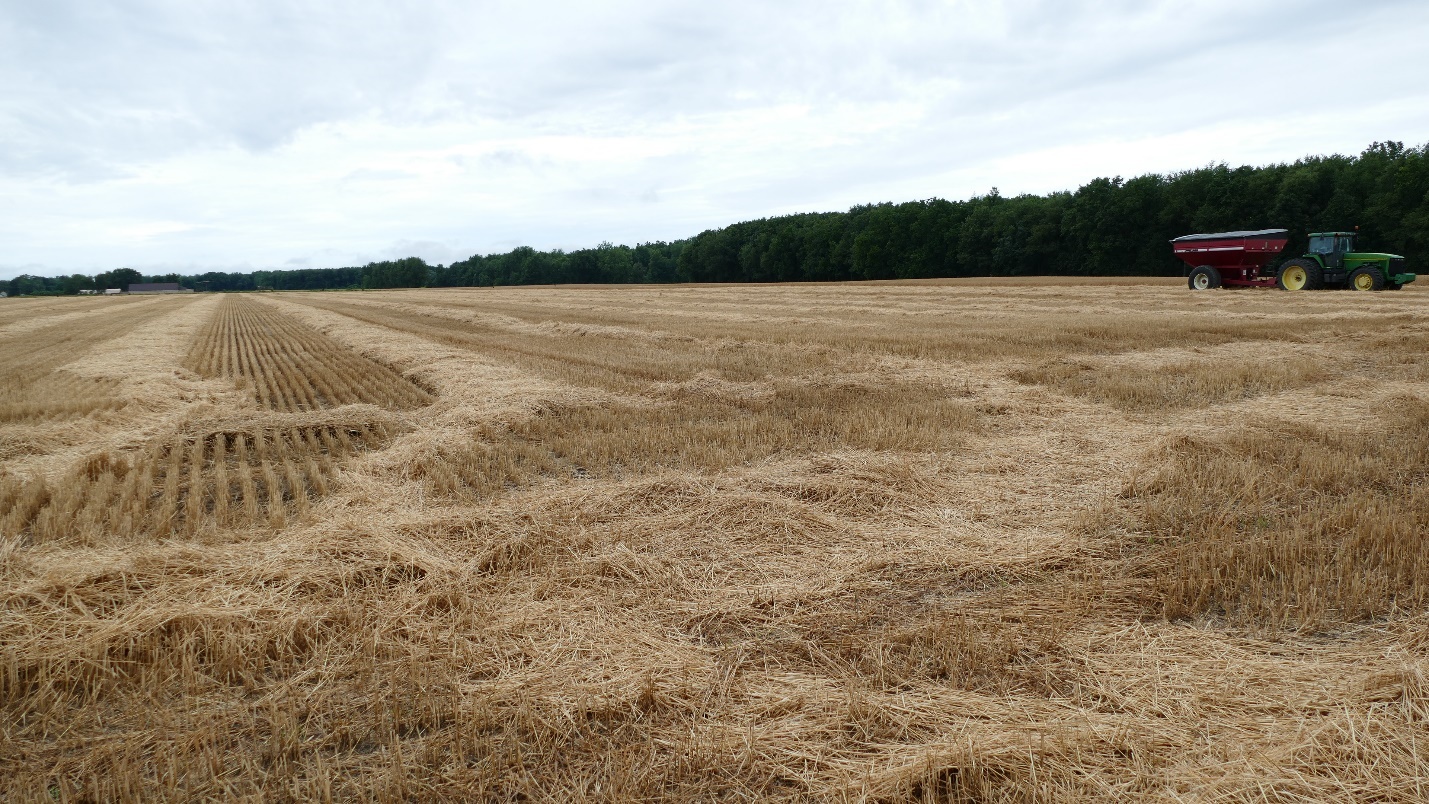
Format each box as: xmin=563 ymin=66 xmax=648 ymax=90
xmin=1276 ymin=258 xmax=1323 ymax=291
xmin=1188 ymin=265 xmax=1221 ymax=290
xmin=1347 ymin=266 xmax=1385 ymax=292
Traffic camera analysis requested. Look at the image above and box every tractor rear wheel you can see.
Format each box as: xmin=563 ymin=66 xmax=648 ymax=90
xmin=1347 ymin=267 xmax=1385 ymax=292
xmin=1276 ymin=258 xmax=1323 ymax=291
xmin=1188 ymin=265 xmax=1221 ymax=290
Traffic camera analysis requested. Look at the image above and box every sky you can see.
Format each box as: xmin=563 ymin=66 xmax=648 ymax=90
xmin=3 ymin=0 xmax=1428 ymax=279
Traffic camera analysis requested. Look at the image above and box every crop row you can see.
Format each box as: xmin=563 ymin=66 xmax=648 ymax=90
xmin=186 ymin=296 xmax=432 ymax=412
xmin=0 ymin=422 xmax=391 ymax=543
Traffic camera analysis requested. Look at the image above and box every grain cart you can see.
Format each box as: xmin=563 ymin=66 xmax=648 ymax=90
xmin=1172 ymin=229 xmax=1289 ymax=289
xmin=1174 ymin=229 xmax=1416 ymax=291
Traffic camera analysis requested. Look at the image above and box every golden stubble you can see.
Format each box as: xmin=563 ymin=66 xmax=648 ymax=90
xmin=1 ymin=281 xmax=1427 ymax=802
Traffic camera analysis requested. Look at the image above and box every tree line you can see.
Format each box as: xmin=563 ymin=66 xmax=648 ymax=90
xmin=6 ymin=140 xmax=1425 ymax=297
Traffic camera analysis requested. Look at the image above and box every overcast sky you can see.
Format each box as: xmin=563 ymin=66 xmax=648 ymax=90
xmin=3 ymin=0 xmax=1427 ymax=279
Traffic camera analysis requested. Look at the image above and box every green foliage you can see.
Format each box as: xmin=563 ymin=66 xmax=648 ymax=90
xmin=361 ymin=257 xmax=429 ymax=289
xmin=6 ymin=275 xmax=56 ymax=296
xmin=93 ymin=267 xmax=142 ymax=291
xmin=59 ymin=274 xmax=96 ymax=294
xmin=430 ymin=241 xmax=687 ymax=287
xmin=6 ymin=141 xmax=1426 ymax=295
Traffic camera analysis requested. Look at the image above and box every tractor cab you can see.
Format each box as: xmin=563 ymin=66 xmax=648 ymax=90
xmin=1308 ymin=232 xmax=1356 ymax=268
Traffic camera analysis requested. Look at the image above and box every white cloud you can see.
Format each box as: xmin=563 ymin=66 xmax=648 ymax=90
xmin=2 ymin=0 xmax=1428 ymax=277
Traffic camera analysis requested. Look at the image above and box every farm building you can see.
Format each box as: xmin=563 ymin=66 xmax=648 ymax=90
xmin=104 ymin=288 xmax=122 ymax=295
xmin=128 ymin=282 xmax=194 ymax=294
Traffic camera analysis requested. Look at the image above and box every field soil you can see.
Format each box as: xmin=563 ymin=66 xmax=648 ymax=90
xmin=2 ymin=280 xmax=1427 ymax=801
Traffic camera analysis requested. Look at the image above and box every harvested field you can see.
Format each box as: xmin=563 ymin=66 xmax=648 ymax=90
xmin=1 ymin=281 xmax=1427 ymax=801
xmin=2 ymin=415 xmax=399 ymax=544
xmin=0 ymin=296 xmax=176 ymax=425
xmin=187 ymin=296 xmax=434 ymax=411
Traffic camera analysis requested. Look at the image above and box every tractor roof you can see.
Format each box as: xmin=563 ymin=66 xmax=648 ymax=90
xmin=1309 ymin=232 xmax=1355 ymax=237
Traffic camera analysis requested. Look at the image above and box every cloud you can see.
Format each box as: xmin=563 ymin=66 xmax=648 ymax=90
xmin=1 ymin=1 xmax=443 ymax=176
xmin=341 ymin=168 xmax=421 ymax=184
xmin=380 ymin=239 xmax=463 ymax=266
xmin=2 ymin=0 xmax=1429 ymax=277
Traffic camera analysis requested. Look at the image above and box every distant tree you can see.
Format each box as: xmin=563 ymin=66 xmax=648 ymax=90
xmin=361 ymin=257 xmax=429 ymax=289
xmin=60 ymin=273 xmax=95 ymax=294
xmin=95 ymin=267 xmax=142 ymax=291
xmin=8 ymin=274 xmax=54 ymax=295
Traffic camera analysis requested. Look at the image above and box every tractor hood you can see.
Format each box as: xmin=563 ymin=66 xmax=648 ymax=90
xmin=1351 ymin=252 xmax=1405 ymax=260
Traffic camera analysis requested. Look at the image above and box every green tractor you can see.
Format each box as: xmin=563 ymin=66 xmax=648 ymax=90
xmin=1276 ymin=231 xmax=1416 ymax=291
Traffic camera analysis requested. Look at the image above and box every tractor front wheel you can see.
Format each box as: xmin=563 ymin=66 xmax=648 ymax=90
xmin=1347 ymin=267 xmax=1385 ymax=292
xmin=1188 ymin=265 xmax=1221 ymax=291
xmin=1276 ymin=258 xmax=1323 ymax=291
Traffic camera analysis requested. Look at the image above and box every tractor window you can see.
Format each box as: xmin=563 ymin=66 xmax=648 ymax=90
xmin=1337 ymin=236 xmax=1355 ymax=253
xmin=1309 ymin=236 xmax=1332 ymax=254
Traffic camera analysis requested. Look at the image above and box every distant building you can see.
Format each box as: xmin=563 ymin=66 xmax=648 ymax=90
xmin=78 ymin=289 xmax=98 ymax=295
xmin=104 ymin=288 xmax=123 ymax=295
xmin=128 ymin=282 xmax=194 ymax=294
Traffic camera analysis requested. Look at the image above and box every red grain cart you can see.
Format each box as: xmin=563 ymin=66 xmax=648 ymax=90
xmin=1171 ymin=229 xmax=1289 ymax=289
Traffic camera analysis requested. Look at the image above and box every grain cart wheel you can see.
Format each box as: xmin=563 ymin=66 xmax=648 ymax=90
xmin=1347 ymin=267 xmax=1385 ymax=292
xmin=1276 ymin=258 xmax=1323 ymax=291
xmin=1188 ymin=265 xmax=1221 ymax=290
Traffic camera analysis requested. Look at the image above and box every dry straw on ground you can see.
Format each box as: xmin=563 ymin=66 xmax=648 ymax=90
xmin=1 ymin=281 xmax=1427 ymax=802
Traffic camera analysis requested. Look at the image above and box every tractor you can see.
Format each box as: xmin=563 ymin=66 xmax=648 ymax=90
xmin=1274 ymin=231 xmax=1414 ymax=291
xmin=1173 ymin=229 xmax=1416 ymax=291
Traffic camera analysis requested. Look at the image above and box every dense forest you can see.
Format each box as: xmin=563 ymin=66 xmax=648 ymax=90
xmin=6 ymin=141 xmax=1426 ymax=296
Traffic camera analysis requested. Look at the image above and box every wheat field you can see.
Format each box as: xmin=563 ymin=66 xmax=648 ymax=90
xmin=1 ymin=280 xmax=1427 ymax=802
